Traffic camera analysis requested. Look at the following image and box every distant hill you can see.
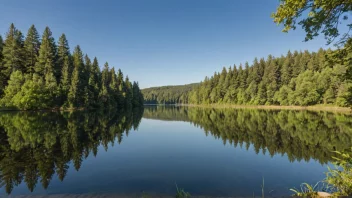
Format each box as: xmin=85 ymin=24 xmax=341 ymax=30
xmin=142 ymin=83 xmax=199 ymax=104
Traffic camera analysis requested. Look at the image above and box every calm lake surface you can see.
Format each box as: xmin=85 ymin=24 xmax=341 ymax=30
xmin=1 ymin=106 xmax=352 ymax=197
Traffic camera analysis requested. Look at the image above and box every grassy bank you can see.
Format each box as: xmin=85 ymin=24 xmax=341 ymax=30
xmin=174 ymin=104 xmax=352 ymax=113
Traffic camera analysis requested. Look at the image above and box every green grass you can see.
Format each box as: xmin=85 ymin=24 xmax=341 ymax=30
xmin=290 ymin=183 xmax=321 ymax=197
xmin=175 ymin=183 xmax=191 ymax=198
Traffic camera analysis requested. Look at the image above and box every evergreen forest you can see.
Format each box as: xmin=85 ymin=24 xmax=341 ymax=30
xmin=142 ymin=83 xmax=198 ymax=104
xmin=143 ymin=46 xmax=352 ymax=107
xmin=0 ymin=24 xmax=144 ymax=110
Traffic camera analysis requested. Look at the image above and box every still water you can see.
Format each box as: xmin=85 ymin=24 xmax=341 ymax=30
xmin=0 ymin=106 xmax=351 ymax=197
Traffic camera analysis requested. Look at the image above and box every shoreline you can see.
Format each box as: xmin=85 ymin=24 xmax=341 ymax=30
xmin=146 ymin=104 xmax=352 ymax=113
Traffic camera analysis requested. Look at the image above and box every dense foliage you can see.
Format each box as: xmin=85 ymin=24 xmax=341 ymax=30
xmin=325 ymin=149 xmax=352 ymax=196
xmin=272 ymin=0 xmax=352 ymax=46
xmin=0 ymin=108 xmax=143 ymax=194
xmin=144 ymin=106 xmax=352 ymax=164
xmin=0 ymin=24 xmax=143 ymax=110
xmin=143 ymin=47 xmax=352 ymax=106
xmin=142 ymin=83 xmax=198 ymax=104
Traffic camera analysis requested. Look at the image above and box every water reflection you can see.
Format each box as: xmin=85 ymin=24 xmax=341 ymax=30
xmin=0 ymin=108 xmax=143 ymax=194
xmin=1 ymin=106 xmax=352 ymax=196
xmin=143 ymin=106 xmax=352 ymax=164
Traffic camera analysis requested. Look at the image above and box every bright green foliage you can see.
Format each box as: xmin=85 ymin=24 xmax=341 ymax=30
xmin=23 ymin=25 xmax=40 ymax=75
xmin=11 ymin=74 xmax=49 ymax=110
xmin=0 ymin=71 xmax=25 ymax=107
xmin=325 ymin=149 xmax=352 ymax=196
xmin=45 ymin=72 xmax=58 ymax=106
xmin=274 ymin=85 xmax=291 ymax=105
xmin=144 ymin=48 xmax=349 ymax=107
xmin=0 ymin=24 xmax=143 ymax=110
xmin=272 ymin=0 xmax=352 ymax=46
xmin=272 ymin=1 xmax=352 ymax=108
xmin=290 ymin=71 xmax=320 ymax=106
xmin=328 ymin=39 xmax=352 ymax=107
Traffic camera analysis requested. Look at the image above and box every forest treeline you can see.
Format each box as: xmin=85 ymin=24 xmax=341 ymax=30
xmin=142 ymin=83 xmax=198 ymax=104
xmin=0 ymin=108 xmax=143 ymax=194
xmin=143 ymin=46 xmax=352 ymax=107
xmin=0 ymin=24 xmax=144 ymax=110
xmin=143 ymin=106 xmax=352 ymax=164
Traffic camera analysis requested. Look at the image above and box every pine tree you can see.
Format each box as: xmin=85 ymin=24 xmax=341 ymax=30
xmin=99 ymin=62 xmax=110 ymax=107
xmin=2 ymin=24 xmax=25 ymax=83
xmin=84 ymin=54 xmax=91 ymax=83
xmin=316 ymin=48 xmax=327 ymax=71
xmin=83 ymin=55 xmax=92 ymax=106
xmin=109 ymin=67 xmax=118 ymax=107
xmin=265 ymin=56 xmax=280 ymax=104
xmin=35 ymin=27 xmax=57 ymax=80
xmin=238 ymin=64 xmax=246 ymax=89
xmin=256 ymin=81 xmax=267 ymax=105
xmin=87 ymin=57 xmax=100 ymax=108
xmin=117 ymin=69 xmax=125 ymax=106
xmin=244 ymin=62 xmax=251 ymax=86
xmin=292 ymin=51 xmax=301 ymax=77
xmin=0 ymin=35 xmax=3 ymax=65
xmin=217 ymin=67 xmax=227 ymax=101
xmin=0 ymin=35 xmax=4 ymax=95
xmin=307 ymin=52 xmax=319 ymax=71
xmin=0 ymin=24 xmax=142 ymax=110
xmin=132 ymin=81 xmax=141 ymax=107
xmin=223 ymin=66 xmax=232 ymax=95
xmin=24 ymin=25 xmax=40 ymax=74
xmin=60 ymin=56 xmax=72 ymax=105
xmin=45 ymin=72 xmax=58 ymax=106
xmin=124 ymin=76 xmax=133 ymax=108
xmin=231 ymin=65 xmax=239 ymax=89
xmin=298 ymin=50 xmax=310 ymax=74
xmin=57 ymin=34 xmax=70 ymax=82
xmin=68 ymin=45 xmax=84 ymax=107
xmin=281 ymin=51 xmax=293 ymax=85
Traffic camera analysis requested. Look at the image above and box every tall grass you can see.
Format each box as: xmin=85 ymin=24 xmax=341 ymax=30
xmin=175 ymin=183 xmax=191 ymax=198
xmin=291 ymin=148 xmax=352 ymax=196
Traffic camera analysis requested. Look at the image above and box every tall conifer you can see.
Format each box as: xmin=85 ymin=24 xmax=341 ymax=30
xmin=35 ymin=27 xmax=57 ymax=80
xmin=24 ymin=25 xmax=40 ymax=74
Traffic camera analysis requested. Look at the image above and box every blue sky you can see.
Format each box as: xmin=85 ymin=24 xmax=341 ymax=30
xmin=0 ymin=0 xmax=328 ymax=88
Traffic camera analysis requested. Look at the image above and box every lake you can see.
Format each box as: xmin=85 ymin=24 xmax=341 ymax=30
xmin=0 ymin=106 xmax=351 ymax=197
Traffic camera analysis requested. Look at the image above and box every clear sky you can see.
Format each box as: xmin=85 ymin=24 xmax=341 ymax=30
xmin=0 ymin=0 xmax=328 ymax=88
